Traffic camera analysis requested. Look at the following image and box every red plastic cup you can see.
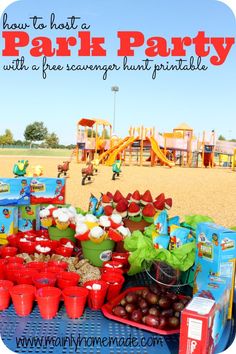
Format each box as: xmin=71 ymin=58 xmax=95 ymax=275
xmin=15 ymin=269 xmax=39 ymax=285
xmin=112 ymin=252 xmax=129 ymax=266
xmin=6 ymin=256 xmax=24 ymax=264
xmin=102 ymin=261 xmax=124 ymax=273
xmin=32 ymin=272 xmax=57 ymax=289
xmin=0 ymin=259 xmax=7 ymax=280
xmin=0 ymin=280 xmax=14 ymax=310
xmin=100 ymin=267 xmax=123 ymax=276
xmin=36 ymin=286 xmax=61 ymax=319
xmin=47 ymin=261 xmax=68 ymax=270
xmin=62 ymin=286 xmax=88 ymax=318
xmin=7 ymin=234 xmax=20 ymax=247
xmin=55 ymin=247 xmax=73 ymax=257
xmin=18 ymin=240 xmax=36 ymax=254
xmin=57 ymin=272 xmax=80 ymax=290
xmin=10 ymin=284 xmax=35 ymax=316
xmin=83 ymin=280 xmax=108 ymax=310
xmin=5 ymin=263 xmax=25 ymax=282
xmin=48 ymin=240 xmax=60 ymax=251
xmin=44 ymin=266 xmax=64 ymax=275
xmin=101 ymin=273 xmax=125 ymax=301
xmin=1 ymin=246 xmax=18 ymax=258
xmin=27 ymin=262 xmax=47 ymax=272
xmin=59 ymin=238 xmax=75 ymax=248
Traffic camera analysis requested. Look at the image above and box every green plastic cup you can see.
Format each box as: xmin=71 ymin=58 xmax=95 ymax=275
xmin=48 ymin=226 xmax=76 ymax=243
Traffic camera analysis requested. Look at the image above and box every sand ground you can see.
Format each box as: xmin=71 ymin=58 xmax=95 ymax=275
xmin=1 ymin=156 xmax=236 ymax=228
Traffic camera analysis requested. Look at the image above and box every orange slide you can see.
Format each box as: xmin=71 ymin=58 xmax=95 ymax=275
xmin=147 ymin=136 xmax=175 ymax=167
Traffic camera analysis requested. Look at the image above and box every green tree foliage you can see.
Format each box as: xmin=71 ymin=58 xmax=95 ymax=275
xmin=45 ymin=132 xmax=59 ymax=148
xmin=0 ymin=129 xmax=14 ymax=145
xmin=218 ymin=134 xmax=226 ymax=141
xmin=24 ymin=121 xmax=48 ymax=148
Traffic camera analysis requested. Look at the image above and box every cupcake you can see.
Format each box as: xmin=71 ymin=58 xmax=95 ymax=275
xmin=128 ymin=202 xmax=142 ymax=222
xmin=40 ymin=209 xmax=53 ymax=228
xmin=56 ymin=213 xmax=70 ymax=230
xmin=142 ymin=203 xmax=156 ymax=223
xmin=89 ymin=226 xmax=106 ymax=244
xmin=131 ymin=190 xmax=141 ymax=204
xmin=141 ymin=190 xmax=153 ymax=205
xmin=115 ymin=199 xmax=128 ymax=218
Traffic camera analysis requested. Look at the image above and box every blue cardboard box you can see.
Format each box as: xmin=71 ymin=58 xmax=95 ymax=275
xmin=18 ymin=205 xmax=40 ymax=232
xmin=0 ymin=206 xmax=18 ymax=244
xmin=30 ymin=178 xmax=66 ymax=205
xmin=0 ymin=178 xmax=31 ymax=206
xmin=196 ymin=222 xmax=236 ymax=277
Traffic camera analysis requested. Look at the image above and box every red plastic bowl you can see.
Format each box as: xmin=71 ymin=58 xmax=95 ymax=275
xmin=55 ymin=247 xmax=73 ymax=257
xmin=18 ymin=240 xmax=36 ymax=254
xmin=1 ymin=246 xmax=18 ymax=258
xmin=32 ymin=272 xmax=57 ymax=289
xmin=57 ymin=272 xmax=80 ymax=290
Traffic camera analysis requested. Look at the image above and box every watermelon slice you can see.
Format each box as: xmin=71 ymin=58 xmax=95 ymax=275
xmin=141 ymin=190 xmax=153 ymax=205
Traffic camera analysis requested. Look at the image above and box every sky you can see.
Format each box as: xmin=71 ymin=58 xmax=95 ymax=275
xmin=0 ymin=0 xmax=236 ymax=144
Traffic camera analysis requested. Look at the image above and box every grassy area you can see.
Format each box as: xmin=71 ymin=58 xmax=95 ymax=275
xmin=0 ymin=149 xmax=72 ymax=157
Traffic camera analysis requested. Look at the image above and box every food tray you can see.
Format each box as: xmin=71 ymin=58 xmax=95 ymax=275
xmin=102 ymin=286 xmax=185 ymax=335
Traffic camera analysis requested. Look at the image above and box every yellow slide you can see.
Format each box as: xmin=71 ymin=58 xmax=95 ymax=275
xmin=98 ymin=137 xmax=130 ymax=163
xmin=105 ymin=136 xmax=138 ymax=166
xmin=148 ymin=136 xmax=175 ymax=167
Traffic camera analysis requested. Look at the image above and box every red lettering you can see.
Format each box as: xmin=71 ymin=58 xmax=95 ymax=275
xmin=117 ymin=31 xmax=144 ymax=56
xmin=171 ymin=37 xmax=192 ymax=56
xmin=145 ymin=37 xmax=170 ymax=57
xmin=210 ymin=37 xmax=235 ymax=65
xmin=56 ymin=37 xmax=77 ymax=56
xmin=78 ymin=31 xmax=106 ymax=56
xmin=30 ymin=37 xmax=55 ymax=57
xmin=193 ymin=31 xmax=210 ymax=57
xmin=2 ymin=31 xmax=29 ymax=56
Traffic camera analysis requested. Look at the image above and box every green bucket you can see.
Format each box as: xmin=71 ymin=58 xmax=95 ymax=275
xmin=81 ymin=240 xmax=115 ymax=267
xmin=48 ymin=226 xmax=76 ymax=243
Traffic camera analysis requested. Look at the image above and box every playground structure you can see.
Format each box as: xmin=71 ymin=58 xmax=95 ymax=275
xmin=75 ymin=118 xmax=236 ymax=169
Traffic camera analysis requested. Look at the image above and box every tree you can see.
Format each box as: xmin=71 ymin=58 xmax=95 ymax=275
xmin=24 ymin=122 xmax=48 ymax=148
xmin=218 ymin=134 xmax=226 ymax=141
xmin=45 ymin=132 xmax=59 ymax=148
xmin=0 ymin=129 xmax=14 ymax=145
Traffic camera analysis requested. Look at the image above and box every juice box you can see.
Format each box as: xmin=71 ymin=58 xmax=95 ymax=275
xmin=30 ymin=178 xmax=66 ymax=205
xmin=0 ymin=178 xmax=31 ymax=206
xmin=179 ymin=276 xmax=231 ymax=354
xmin=196 ymin=222 xmax=236 ymax=277
xmin=18 ymin=205 xmax=40 ymax=232
xmin=0 ymin=206 xmax=18 ymax=239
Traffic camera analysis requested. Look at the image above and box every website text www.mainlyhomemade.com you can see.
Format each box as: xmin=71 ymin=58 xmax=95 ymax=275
xmin=16 ymin=335 xmax=163 ymax=350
